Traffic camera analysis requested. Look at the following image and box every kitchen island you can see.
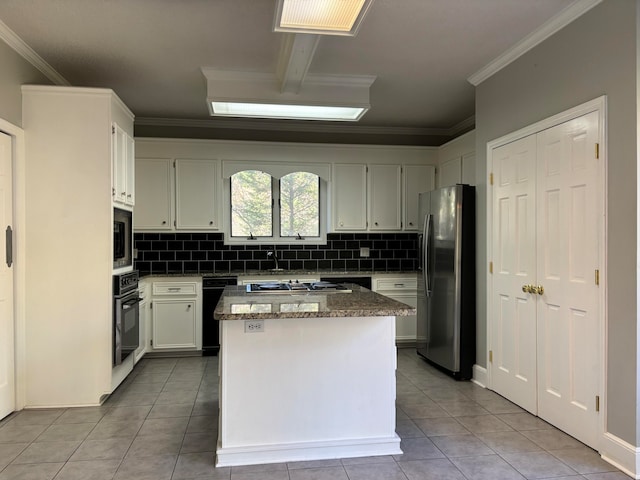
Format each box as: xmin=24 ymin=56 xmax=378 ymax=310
xmin=213 ymin=284 xmax=415 ymax=467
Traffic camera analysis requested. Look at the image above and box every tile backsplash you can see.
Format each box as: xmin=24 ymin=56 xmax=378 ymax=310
xmin=134 ymin=232 xmax=418 ymax=275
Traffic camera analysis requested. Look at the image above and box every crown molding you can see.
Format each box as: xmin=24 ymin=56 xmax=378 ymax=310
xmin=467 ymin=0 xmax=602 ymax=86
xmin=0 ymin=19 xmax=69 ymax=86
xmin=448 ymin=115 xmax=475 ymax=136
xmin=135 ymin=116 xmax=474 ymax=138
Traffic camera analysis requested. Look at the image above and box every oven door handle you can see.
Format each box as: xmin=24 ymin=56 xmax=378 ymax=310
xmin=122 ymin=297 xmax=142 ymax=310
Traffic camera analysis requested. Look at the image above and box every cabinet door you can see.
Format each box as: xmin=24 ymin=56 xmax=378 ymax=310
xmin=125 ymin=133 xmax=135 ymax=206
xmin=134 ymin=158 xmax=173 ymax=230
xmin=152 ymin=299 xmax=197 ymax=349
xmin=175 ymin=159 xmax=218 ymax=230
xmin=111 ymin=123 xmax=128 ymax=204
xmin=403 ymin=165 xmax=435 ymax=231
xmin=461 ymin=152 xmax=475 ymax=186
xmin=332 ymin=164 xmax=367 ymax=231
xmin=368 ymin=164 xmax=401 ymax=230
xmin=388 ymin=293 xmax=417 ymax=343
xmin=439 ymin=156 xmax=462 ymax=188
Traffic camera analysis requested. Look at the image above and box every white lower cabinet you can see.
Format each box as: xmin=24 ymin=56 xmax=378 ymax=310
xmin=372 ymin=274 xmax=418 ymax=345
xmin=152 ymin=299 xmax=198 ymax=350
xmin=148 ymin=278 xmax=202 ymax=352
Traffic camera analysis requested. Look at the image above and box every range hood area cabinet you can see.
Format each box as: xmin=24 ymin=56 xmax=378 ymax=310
xmin=135 ymin=158 xmax=220 ymax=231
xmin=21 ymin=85 xmax=134 ymax=407
xmin=332 ymin=163 xmax=435 ymax=232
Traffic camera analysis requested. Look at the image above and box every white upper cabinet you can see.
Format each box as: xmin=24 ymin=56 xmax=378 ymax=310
xmin=461 ymin=152 xmax=476 ymax=186
xmin=175 ymin=159 xmax=219 ymax=230
xmin=403 ymin=165 xmax=435 ymax=231
xmin=332 ymin=163 xmax=367 ymax=231
xmin=135 ymin=158 xmax=173 ymax=230
xmin=437 ymin=130 xmax=476 ymax=188
xmin=112 ymin=123 xmax=135 ymax=206
xmin=368 ymin=164 xmax=401 ymax=230
xmin=439 ymin=155 xmax=462 ymax=188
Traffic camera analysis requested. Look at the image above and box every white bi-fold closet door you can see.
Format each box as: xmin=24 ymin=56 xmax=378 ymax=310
xmin=489 ymin=105 xmax=603 ymax=450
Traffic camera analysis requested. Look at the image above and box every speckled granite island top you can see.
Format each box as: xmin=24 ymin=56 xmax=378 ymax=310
xmin=214 ymin=284 xmax=416 ymax=320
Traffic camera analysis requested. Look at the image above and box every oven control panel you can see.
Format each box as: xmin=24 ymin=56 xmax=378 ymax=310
xmin=114 ymin=270 xmax=139 ymax=295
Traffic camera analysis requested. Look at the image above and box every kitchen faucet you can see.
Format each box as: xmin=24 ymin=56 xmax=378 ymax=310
xmin=266 ymin=250 xmax=283 ymax=271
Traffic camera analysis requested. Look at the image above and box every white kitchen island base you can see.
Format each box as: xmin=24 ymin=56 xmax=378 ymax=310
xmin=216 ymin=314 xmax=401 ymax=467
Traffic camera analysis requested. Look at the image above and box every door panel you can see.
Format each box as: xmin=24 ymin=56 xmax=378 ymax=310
xmin=490 ymin=135 xmax=537 ymax=414
xmin=536 ymin=111 xmax=600 ymax=448
xmin=0 ymin=132 xmax=14 ymax=420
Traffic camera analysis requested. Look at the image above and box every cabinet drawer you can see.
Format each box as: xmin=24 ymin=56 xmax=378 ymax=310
xmin=374 ymin=277 xmax=417 ymax=292
xmin=152 ymin=282 xmax=198 ymax=296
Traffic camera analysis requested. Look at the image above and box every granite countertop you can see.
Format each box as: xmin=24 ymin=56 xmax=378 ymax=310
xmin=214 ymin=284 xmax=416 ymax=320
xmin=139 ymin=270 xmax=418 ymax=279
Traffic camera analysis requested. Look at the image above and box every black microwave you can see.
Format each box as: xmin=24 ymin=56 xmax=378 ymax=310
xmin=113 ymin=207 xmax=133 ymax=269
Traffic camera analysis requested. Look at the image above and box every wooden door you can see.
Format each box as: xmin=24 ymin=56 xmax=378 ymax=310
xmin=535 ymin=112 xmax=601 ymax=448
xmin=0 ymin=132 xmax=14 ymax=420
xmin=490 ymin=134 xmax=538 ymax=414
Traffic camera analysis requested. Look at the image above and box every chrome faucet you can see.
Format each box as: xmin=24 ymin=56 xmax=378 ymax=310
xmin=266 ymin=250 xmax=282 ymax=271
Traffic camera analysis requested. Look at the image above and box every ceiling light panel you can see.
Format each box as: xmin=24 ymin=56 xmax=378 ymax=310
xmin=274 ymin=0 xmax=374 ymax=36
xmin=211 ymin=102 xmax=367 ymax=121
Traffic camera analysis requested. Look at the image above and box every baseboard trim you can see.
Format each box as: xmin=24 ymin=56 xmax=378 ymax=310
xmin=600 ymin=431 xmax=640 ymax=478
xmin=395 ymin=338 xmax=416 ymax=348
xmin=216 ymin=435 xmax=402 ymax=467
xmin=472 ymin=364 xmax=488 ymax=388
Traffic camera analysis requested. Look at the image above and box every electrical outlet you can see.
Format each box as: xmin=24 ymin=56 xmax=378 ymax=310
xmin=244 ymin=320 xmax=264 ymax=333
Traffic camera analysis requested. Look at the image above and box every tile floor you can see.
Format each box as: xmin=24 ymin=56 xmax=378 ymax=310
xmin=0 ymin=348 xmax=628 ymax=480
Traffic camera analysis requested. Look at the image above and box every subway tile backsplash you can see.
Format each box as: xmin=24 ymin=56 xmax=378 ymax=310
xmin=134 ymin=232 xmax=418 ymax=275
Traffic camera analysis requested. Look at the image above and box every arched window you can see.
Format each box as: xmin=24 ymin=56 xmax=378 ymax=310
xmin=229 ymin=169 xmax=322 ymax=241
xmin=280 ymin=172 xmax=319 ymax=237
xmin=230 ymin=170 xmax=272 ymax=237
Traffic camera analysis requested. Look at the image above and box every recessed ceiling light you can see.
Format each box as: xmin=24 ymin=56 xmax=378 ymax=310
xmin=211 ymin=102 xmax=367 ymax=121
xmin=202 ymin=68 xmax=375 ymax=122
xmin=274 ymin=0 xmax=374 ymax=36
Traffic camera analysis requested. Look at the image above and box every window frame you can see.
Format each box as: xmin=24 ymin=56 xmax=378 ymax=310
xmin=225 ymin=169 xmax=327 ymax=245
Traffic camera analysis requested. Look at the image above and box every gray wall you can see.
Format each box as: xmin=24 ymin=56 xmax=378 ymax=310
xmin=475 ymin=0 xmax=637 ymax=444
xmin=0 ymin=40 xmax=51 ymax=127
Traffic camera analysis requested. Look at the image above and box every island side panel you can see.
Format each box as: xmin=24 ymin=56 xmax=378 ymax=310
xmin=217 ymin=315 xmax=400 ymax=465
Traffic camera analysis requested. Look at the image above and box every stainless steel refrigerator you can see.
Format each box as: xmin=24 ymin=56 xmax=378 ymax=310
xmin=416 ymin=184 xmax=475 ymax=380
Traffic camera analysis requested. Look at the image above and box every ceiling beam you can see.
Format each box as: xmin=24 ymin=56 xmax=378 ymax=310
xmin=276 ymin=33 xmax=321 ymax=94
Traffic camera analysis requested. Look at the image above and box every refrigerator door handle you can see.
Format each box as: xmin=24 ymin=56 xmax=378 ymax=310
xmin=417 ymin=233 xmax=423 ymax=272
xmin=424 ymin=214 xmax=433 ymax=296
xmin=420 ymin=215 xmax=433 ymax=297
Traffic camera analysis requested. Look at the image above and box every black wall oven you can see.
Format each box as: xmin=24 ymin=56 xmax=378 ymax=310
xmin=113 ymin=207 xmax=133 ymax=269
xmin=113 ymin=271 xmax=140 ymax=366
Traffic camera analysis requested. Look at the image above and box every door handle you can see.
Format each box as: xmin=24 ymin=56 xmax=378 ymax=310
xmin=5 ymin=225 xmax=12 ymax=268
xmin=522 ymin=284 xmax=544 ymax=295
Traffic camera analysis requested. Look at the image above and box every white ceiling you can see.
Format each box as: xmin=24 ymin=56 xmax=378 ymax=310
xmin=0 ymin=0 xmax=583 ymax=144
